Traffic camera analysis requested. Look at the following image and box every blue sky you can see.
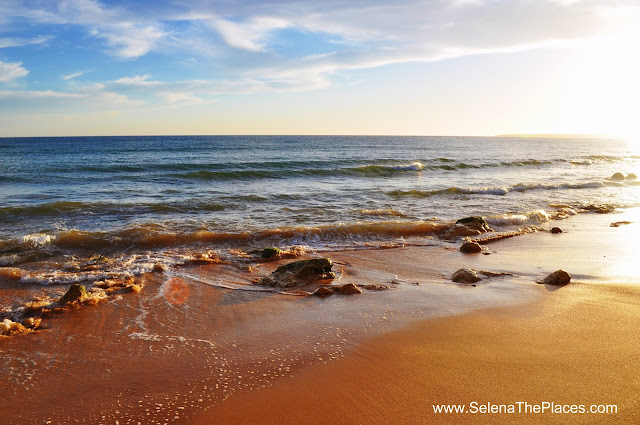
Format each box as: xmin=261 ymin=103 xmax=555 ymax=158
xmin=1 ymin=0 xmax=639 ymax=137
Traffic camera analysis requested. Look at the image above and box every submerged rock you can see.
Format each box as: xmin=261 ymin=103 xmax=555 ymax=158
xmin=260 ymin=247 xmax=282 ymax=259
xmin=57 ymin=284 xmax=88 ymax=304
xmin=610 ymin=221 xmax=632 ymax=228
xmin=455 ymin=216 xmax=494 ymax=233
xmin=334 ymin=283 xmax=363 ymax=295
xmin=550 ymin=227 xmax=563 ymax=234
xmin=358 ymin=284 xmax=391 ymax=290
xmin=582 ymin=203 xmax=615 ymax=214
xmin=259 ymin=258 xmax=335 ymax=288
xmin=611 ymin=172 xmax=625 ymax=181
xmin=444 ymin=216 xmax=494 ymax=240
xmin=541 ymin=270 xmax=571 ymax=286
xmin=460 ymin=240 xmax=482 ymax=253
xmin=313 ymin=286 xmax=334 ymax=296
xmin=451 ymin=268 xmax=481 ymax=284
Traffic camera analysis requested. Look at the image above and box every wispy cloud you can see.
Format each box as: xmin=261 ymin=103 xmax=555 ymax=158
xmin=0 ymin=61 xmax=29 ymax=82
xmin=211 ymin=16 xmax=291 ymax=51
xmin=62 ymin=69 xmax=91 ymax=80
xmin=3 ymin=0 xmax=167 ymax=58
xmin=0 ymin=35 xmax=53 ymax=48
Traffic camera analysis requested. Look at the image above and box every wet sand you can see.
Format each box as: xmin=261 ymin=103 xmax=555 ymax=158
xmin=199 ymin=281 xmax=640 ymax=424
xmin=2 ymin=210 xmax=639 ymax=424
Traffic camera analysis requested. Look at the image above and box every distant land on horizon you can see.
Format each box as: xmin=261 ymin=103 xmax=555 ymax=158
xmin=496 ymin=133 xmax=614 ymax=139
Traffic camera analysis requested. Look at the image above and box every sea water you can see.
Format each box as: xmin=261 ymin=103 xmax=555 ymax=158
xmin=0 ymin=135 xmax=639 ymax=286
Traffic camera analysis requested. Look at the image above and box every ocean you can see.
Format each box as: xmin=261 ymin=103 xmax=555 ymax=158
xmin=0 ymin=135 xmax=639 ymax=287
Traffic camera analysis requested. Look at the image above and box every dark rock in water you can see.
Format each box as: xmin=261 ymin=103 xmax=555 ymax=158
xmin=313 ymin=286 xmax=334 ymax=296
xmin=627 ymin=173 xmax=637 ymax=180
xmin=260 ymin=247 xmax=282 ymax=259
xmin=541 ymin=270 xmax=571 ymax=286
xmin=442 ymin=226 xmax=483 ymax=240
xmin=58 ymin=284 xmax=87 ymax=304
xmin=611 ymin=172 xmax=625 ymax=181
xmin=451 ymin=268 xmax=481 ymax=284
xmin=460 ymin=240 xmax=482 ymax=253
xmin=443 ymin=217 xmax=494 ymax=240
xmin=259 ymin=258 xmax=335 ymax=288
xmin=359 ymin=284 xmax=391 ymax=290
xmin=455 ymin=216 xmax=494 ymax=233
xmin=550 ymin=227 xmax=563 ymax=234
xmin=334 ymin=283 xmax=362 ymax=295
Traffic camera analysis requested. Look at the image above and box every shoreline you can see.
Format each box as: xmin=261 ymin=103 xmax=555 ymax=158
xmin=1 ymin=209 xmax=639 ymax=423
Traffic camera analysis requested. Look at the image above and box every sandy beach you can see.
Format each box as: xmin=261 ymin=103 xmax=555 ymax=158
xmin=199 ymin=281 xmax=640 ymax=424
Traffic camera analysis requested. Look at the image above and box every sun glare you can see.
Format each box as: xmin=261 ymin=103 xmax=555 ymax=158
xmin=560 ymin=29 xmax=640 ymax=146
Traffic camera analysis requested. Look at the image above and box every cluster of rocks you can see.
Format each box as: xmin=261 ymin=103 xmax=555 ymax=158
xmin=0 ymin=283 xmax=92 ymax=336
xmin=257 ymin=257 xmax=392 ymax=297
xmin=448 ymin=216 xmax=573 ymax=287
xmin=313 ymin=283 xmax=362 ymax=296
xmin=611 ymin=172 xmax=637 ymax=181
xmin=450 ymin=267 xmax=571 ymax=286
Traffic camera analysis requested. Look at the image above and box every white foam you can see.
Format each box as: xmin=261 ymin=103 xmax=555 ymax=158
xmin=380 ymin=161 xmax=424 ymax=171
xmin=21 ymin=233 xmax=55 ymax=247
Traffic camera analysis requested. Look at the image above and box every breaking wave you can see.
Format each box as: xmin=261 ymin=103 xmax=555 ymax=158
xmin=388 ymin=181 xmax=608 ymax=198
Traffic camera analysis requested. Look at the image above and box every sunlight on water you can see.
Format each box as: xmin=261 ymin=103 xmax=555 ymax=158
xmin=604 ymin=208 xmax=640 ymax=283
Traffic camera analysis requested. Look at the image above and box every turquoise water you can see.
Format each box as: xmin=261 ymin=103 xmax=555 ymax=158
xmin=0 ymin=135 xmax=639 ymax=282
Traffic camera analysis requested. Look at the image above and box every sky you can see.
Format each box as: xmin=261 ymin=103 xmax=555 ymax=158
xmin=0 ymin=0 xmax=639 ymax=137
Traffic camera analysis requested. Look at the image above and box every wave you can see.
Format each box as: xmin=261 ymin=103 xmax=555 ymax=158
xmin=0 ymin=200 xmax=228 ymax=218
xmin=387 ymin=181 xmax=608 ymax=198
xmin=0 ymin=220 xmax=451 ymax=259
xmin=7 ymin=155 xmax=630 ymax=186
xmin=354 ymin=208 xmax=408 ymax=217
xmin=357 ymin=162 xmax=424 ymax=172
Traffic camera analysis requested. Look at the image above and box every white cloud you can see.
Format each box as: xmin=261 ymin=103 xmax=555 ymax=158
xmin=0 ymin=61 xmax=29 ymax=82
xmin=3 ymin=0 xmax=167 ymax=58
xmin=0 ymin=35 xmax=53 ymax=48
xmin=3 ymin=0 xmax=640 ymax=109
xmin=95 ymin=23 xmax=167 ymax=59
xmin=212 ymin=16 xmax=291 ymax=51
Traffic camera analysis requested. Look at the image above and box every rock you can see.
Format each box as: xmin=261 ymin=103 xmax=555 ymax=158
xmin=451 ymin=268 xmax=481 ymax=284
xmin=259 ymin=258 xmax=335 ymax=288
xmin=58 ymin=284 xmax=88 ymax=304
xmin=444 ymin=217 xmax=494 ymax=240
xmin=313 ymin=286 xmax=334 ymax=296
xmin=550 ymin=227 xmax=563 ymax=234
xmin=334 ymin=283 xmax=362 ymax=295
xmin=460 ymin=240 xmax=482 ymax=253
xmin=260 ymin=247 xmax=282 ymax=259
xmin=611 ymin=172 xmax=625 ymax=181
xmin=541 ymin=270 xmax=571 ymax=286
xmin=359 ymin=284 xmax=391 ymax=290
xmin=455 ymin=216 xmax=494 ymax=233
xmin=627 ymin=173 xmax=637 ymax=180
xmin=610 ymin=221 xmax=631 ymax=228
xmin=582 ymin=203 xmax=615 ymax=214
